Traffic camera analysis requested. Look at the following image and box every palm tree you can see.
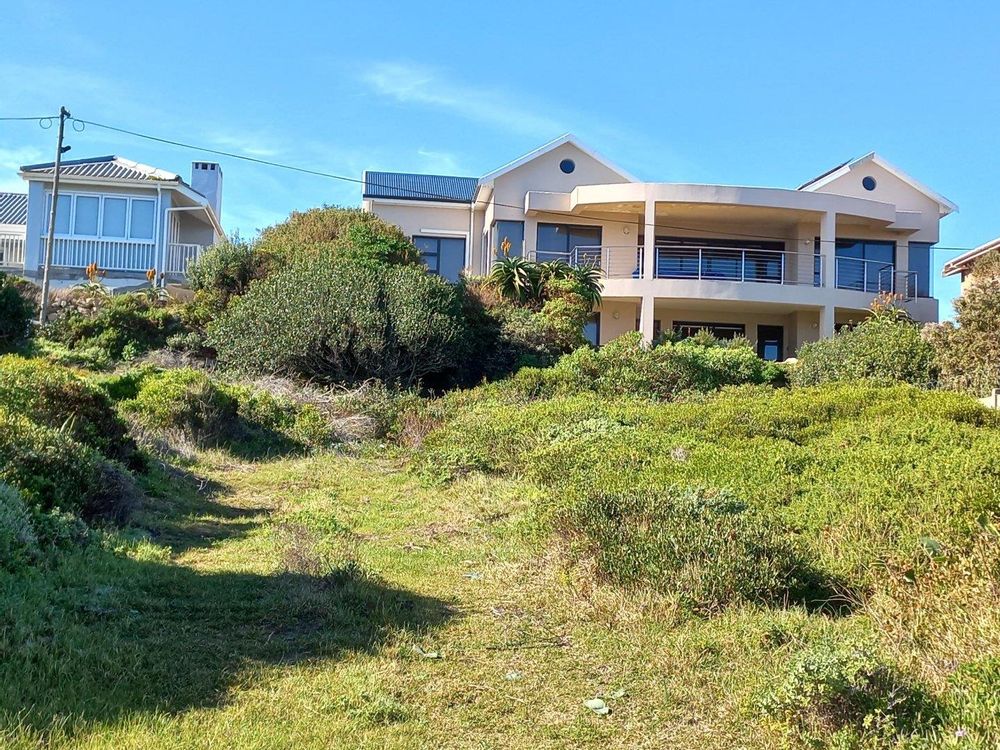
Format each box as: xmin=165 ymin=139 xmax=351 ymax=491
xmin=487 ymin=256 xmax=541 ymax=303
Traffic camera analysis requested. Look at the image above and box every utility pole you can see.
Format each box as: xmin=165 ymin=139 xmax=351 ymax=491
xmin=38 ymin=106 xmax=71 ymax=325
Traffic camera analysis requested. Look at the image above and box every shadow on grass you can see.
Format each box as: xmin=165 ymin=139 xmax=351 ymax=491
xmin=0 ymin=548 xmax=453 ymax=737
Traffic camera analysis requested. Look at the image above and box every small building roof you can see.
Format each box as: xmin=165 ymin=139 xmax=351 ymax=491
xmin=942 ymin=235 xmax=1000 ymax=277
xmin=478 ymin=133 xmax=639 ymax=185
xmin=362 ymin=171 xmax=479 ymax=203
xmin=0 ymin=191 xmax=28 ymax=225
xmin=20 ymin=155 xmax=183 ymax=183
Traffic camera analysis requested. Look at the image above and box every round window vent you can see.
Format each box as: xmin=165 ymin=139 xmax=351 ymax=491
xmin=862 ymin=176 xmax=877 ymax=191
xmin=559 ymin=158 xmax=576 ymax=174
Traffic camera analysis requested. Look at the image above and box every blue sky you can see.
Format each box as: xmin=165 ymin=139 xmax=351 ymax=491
xmin=3 ymin=0 xmax=998 ymax=318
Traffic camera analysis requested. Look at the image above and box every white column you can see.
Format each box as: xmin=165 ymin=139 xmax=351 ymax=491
xmin=820 ymin=211 xmax=836 ymax=288
xmin=819 ymin=304 xmax=835 ymax=340
xmin=640 ymin=295 xmax=655 ymax=344
xmin=643 ymin=192 xmax=656 ymax=280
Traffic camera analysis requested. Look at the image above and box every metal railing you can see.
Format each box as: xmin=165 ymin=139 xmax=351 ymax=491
xmin=0 ymin=233 xmax=25 ymax=268
xmin=834 ymin=257 xmax=917 ymax=299
xmin=529 ymin=245 xmax=644 ymax=278
xmin=651 ymin=244 xmax=819 ymax=285
xmin=165 ymin=243 xmax=205 ymax=275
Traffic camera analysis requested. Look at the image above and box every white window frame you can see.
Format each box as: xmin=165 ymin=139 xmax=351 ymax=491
xmin=42 ymin=190 xmax=158 ymax=243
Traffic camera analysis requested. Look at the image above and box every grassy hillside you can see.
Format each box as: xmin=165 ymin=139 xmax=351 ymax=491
xmin=2 ymin=381 xmax=998 ymax=748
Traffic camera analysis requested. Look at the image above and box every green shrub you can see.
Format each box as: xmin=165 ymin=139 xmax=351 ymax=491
xmin=924 ymin=260 xmax=1000 ymax=396
xmin=497 ymin=332 xmax=783 ymax=401
xmin=0 ymin=408 xmax=138 ymax=522
xmin=255 ymin=206 xmax=419 ymax=267
xmin=938 ymin=658 xmax=1000 ymax=745
xmin=230 ymin=386 xmax=336 ymax=450
xmin=556 ymin=486 xmax=814 ymax=612
xmin=208 ymin=253 xmax=470 ymax=388
xmin=0 ymin=355 xmax=139 ymax=467
xmin=119 ymin=368 xmax=238 ymax=444
xmin=187 ymin=238 xmax=271 ymax=312
xmin=762 ymin=637 xmax=939 ymax=745
xmin=0 ymin=272 xmax=33 ymax=351
xmin=0 ymin=482 xmax=40 ymax=573
xmin=792 ymin=304 xmax=936 ymax=387
xmin=44 ymin=293 xmax=186 ymax=363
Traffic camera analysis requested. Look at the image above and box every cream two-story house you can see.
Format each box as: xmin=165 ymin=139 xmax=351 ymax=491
xmin=363 ymin=135 xmax=954 ymax=360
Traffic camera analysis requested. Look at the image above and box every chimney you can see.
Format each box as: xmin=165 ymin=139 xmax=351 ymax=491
xmin=191 ymin=161 xmax=223 ymax=220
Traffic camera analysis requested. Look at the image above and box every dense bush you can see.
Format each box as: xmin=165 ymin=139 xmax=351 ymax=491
xmin=44 ymin=293 xmax=186 ymax=364
xmin=791 ymin=300 xmax=936 ymax=387
xmin=0 ymin=272 xmax=34 ymax=350
xmin=208 ymin=253 xmax=470 ymax=388
xmin=762 ymin=637 xmax=938 ymax=745
xmin=0 ymin=482 xmax=39 ymax=573
xmin=556 ymin=486 xmax=814 ymax=612
xmin=0 ymin=408 xmax=138 ymax=522
xmin=924 ymin=256 xmax=1000 ymax=396
xmin=186 ymin=238 xmax=271 ymax=312
xmin=0 ymin=355 xmax=139 ymax=467
xmin=118 ymin=368 xmax=238 ymax=444
xmin=255 ymin=206 xmax=419 ymax=267
xmin=493 ymin=331 xmax=783 ymax=401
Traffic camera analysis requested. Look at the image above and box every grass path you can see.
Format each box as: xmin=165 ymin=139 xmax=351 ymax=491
xmin=4 ymin=451 xmax=792 ymax=749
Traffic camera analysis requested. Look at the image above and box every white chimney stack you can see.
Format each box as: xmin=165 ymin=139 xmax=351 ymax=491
xmin=191 ymin=161 xmax=223 ymax=220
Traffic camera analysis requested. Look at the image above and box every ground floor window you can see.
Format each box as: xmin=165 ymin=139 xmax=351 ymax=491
xmin=583 ymin=313 xmax=600 ymax=346
xmin=673 ymin=320 xmax=746 ymax=340
xmin=413 ymin=235 xmax=466 ymax=282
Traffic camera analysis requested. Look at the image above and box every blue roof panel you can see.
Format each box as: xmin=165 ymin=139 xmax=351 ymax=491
xmin=363 ymin=171 xmax=477 ymax=203
xmin=0 ymin=192 xmax=27 ymax=225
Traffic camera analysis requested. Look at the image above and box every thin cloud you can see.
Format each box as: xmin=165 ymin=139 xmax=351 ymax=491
xmin=360 ymin=62 xmax=563 ymax=138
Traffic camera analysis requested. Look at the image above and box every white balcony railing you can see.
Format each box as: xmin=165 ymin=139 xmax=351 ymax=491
xmin=0 ymin=233 xmax=25 ymax=268
xmin=48 ymin=237 xmax=157 ymax=272
xmin=164 ymin=243 xmax=204 ymax=275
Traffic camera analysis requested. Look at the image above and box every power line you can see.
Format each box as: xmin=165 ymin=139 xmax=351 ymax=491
xmin=46 ymin=115 xmax=977 ymax=254
xmin=0 ymin=115 xmax=58 ymax=122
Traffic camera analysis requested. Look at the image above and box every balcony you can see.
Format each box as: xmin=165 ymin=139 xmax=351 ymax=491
xmin=164 ymin=243 xmax=205 ymax=276
xmin=0 ymin=233 xmax=25 ymax=269
xmin=527 ymin=245 xmax=920 ymax=299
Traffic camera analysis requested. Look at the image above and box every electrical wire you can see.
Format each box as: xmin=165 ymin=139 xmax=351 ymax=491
xmin=27 ymin=115 xmax=975 ymax=254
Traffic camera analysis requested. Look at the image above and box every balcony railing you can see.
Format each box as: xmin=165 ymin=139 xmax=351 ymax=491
xmin=48 ymin=237 xmax=157 ymax=272
xmin=834 ymin=257 xmax=916 ymax=299
xmin=0 ymin=233 xmax=25 ymax=268
xmin=519 ymin=245 xmax=920 ymax=298
xmin=165 ymin=243 xmax=204 ymax=275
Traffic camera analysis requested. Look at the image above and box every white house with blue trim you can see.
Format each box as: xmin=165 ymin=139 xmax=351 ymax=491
xmin=0 ymin=155 xmax=224 ymax=288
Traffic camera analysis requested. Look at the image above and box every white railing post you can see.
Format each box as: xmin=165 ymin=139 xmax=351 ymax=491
xmin=740 ymin=249 xmax=746 ymax=282
xmin=697 ymin=247 xmax=703 ymax=280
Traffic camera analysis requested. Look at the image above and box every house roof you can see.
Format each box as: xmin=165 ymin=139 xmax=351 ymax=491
xmin=798 ymin=152 xmax=957 ymax=217
xmin=0 ymin=191 xmax=28 ymax=225
xmin=20 ymin=155 xmax=183 ymax=183
xmin=478 ymin=133 xmax=639 ymax=185
xmin=942 ymin=235 xmax=1000 ymax=277
xmin=362 ymin=171 xmax=479 ymax=203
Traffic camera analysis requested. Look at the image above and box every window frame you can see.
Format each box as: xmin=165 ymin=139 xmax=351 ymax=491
xmin=536 ymin=222 xmax=603 ymax=263
xmin=41 ymin=190 xmax=159 ymax=242
xmin=412 ymin=235 xmax=467 ymax=282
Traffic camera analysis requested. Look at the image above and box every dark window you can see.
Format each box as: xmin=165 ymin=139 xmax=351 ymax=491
xmin=756 ymin=325 xmax=784 ymax=361
xmin=908 ymin=242 xmax=933 ymax=298
xmin=493 ymin=220 xmax=524 ymax=259
xmin=862 ymin=176 xmax=877 ymax=191
xmin=654 ymin=236 xmax=784 ymax=282
xmin=413 ymin=236 xmax=466 ymax=282
xmin=673 ymin=321 xmax=746 ymax=340
xmin=559 ymin=158 xmax=576 ymax=174
xmin=536 ymin=223 xmax=602 ymax=263
xmin=833 ymin=239 xmax=896 ymax=292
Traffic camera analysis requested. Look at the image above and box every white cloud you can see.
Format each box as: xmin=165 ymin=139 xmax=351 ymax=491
xmin=360 ymin=62 xmax=563 ymax=138
xmin=415 ymin=148 xmax=467 ymax=175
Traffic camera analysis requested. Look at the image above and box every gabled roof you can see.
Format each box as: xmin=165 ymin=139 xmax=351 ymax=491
xmin=20 ymin=155 xmax=182 ymax=183
xmin=362 ymin=171 xmax=478 ymax=203
xmin=477 ymin=133 xmax=639 ymax=185
xmin=942 ymin=235 xmax=1000 ymax=277
xmin=798 ymin=152 xmax=957 ymax=217
xmin=0 ymin=192 xmax=28 ymax=225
